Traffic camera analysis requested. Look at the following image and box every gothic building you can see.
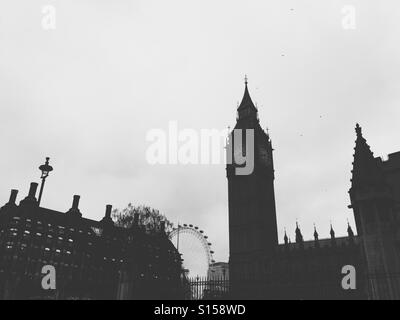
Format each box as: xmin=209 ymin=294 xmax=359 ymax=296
xmin=227 ymin=81 xmax=400 ymax=299
xmin=0 ymin=183 xmax=184 ymax=300
xmin=349 ymin=125 xmax=400 ymax=299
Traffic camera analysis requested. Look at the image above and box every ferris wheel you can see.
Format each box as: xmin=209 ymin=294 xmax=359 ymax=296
xmin=169 ymin=224 xmax=215 ymax=279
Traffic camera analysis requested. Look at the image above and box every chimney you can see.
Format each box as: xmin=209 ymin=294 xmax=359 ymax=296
xmin=28 ymin=183 xmax=38 ymax=198
xmin=72 ymin=195 xmax=80 ymax=209
xmin=67 ymin=195 xmax=82 ymax=217
xmin=101 ymin=205 xmax=114 ymax=227
xmin=105 ymin=205 xmax=112 ymax=218
xmin=20 ymin=183 xmax=39 ymax=206
xmin=1 ymin=189 xmax=19 ymax=210
xmin=8 ymin=189 xmax=18 ymax=205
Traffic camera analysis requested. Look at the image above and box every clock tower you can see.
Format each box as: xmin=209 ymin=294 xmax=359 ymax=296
xmin=227 ymin=79 xmax=278 ymax=283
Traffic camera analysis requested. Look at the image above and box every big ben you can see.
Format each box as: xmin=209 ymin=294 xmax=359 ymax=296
xmin=227 ymin=79 xmax=278 ymax=286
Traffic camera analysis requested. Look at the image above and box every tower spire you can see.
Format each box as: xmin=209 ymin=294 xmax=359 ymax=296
xmin=351 ymin=123 xmax=386 ymax=189
xmin=295 ymin=221 xmax=303 ymax=244
xmin=237 ymin=78 xmax=257 ymax=114
xmin=347 ymin=220 xmax=355 ymax=238
xmin=355 ymin=123 xmax=362 ymax=137
xmin=313 ymin=223 xmax=319 ymax=241
xmin=330 ymin=223 xmax=336 ymax=239
xmin=284 ymin=228 xmax=289 ymax=245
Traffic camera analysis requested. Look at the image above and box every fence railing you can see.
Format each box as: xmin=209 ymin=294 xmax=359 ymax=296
xmin=186 ymin=277 xmax=229 ymax=300
xmin=186 ymin=273 xmax=400 ymax=300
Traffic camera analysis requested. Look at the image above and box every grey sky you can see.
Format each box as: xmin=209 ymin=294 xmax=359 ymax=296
xmin=1 ymin=1 xmax=399 ymax=263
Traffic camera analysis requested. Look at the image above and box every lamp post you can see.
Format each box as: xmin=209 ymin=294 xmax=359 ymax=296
xmin=38 ymin=157 xmax=53 ymax=206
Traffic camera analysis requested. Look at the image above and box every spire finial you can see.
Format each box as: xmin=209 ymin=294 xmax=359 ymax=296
xmin=355 ymin=123 xmax=362 ymax=137
xmin=284 ymin=228 xmax=289 ymax=245
xmin=295 ymin=221 xmax=303 ymax=244
xmin=347 ymin=220 xmax=355 ymax=238
xmin=237 ymin=75 xmax=257 ymax=114
xmin=314 ymin=223 xmax=319 ymax=241
xmin=244 ymin=74 xmax=248 ymax=86
xmin=330 ymin=222 xmax=336 ymax=239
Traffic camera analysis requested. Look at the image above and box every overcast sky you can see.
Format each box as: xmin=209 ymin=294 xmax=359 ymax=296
xmin=1 ymin=1 xmax=400 ymax=263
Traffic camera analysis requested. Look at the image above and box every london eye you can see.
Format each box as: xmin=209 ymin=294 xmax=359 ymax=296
xmin=169 ymin=224 xmax=215 ymax=279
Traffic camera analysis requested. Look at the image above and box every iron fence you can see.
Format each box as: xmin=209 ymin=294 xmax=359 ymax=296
xmin=186 ymin=273 xmax=400 ymax=300
xmin=186 ymin=277 xmax=229 ymax=300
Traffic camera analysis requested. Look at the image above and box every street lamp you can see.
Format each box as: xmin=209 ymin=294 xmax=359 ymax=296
xmin=38 ymin=157 xmax=53 ymax=206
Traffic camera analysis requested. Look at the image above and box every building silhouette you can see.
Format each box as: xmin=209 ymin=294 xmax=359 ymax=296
xmin=349 ymin=125 xmax=400 ymax=299
xmin=1 ymin=82 xmax=400 ymax=300
xmin=227 ymin=81 xmax=400 ymax=299
xmin=208 ymin=262 xmax=229 ymax=281
xmin=227 ymin=79 xmax=278 ymax=283
xmin=0 ymin=183 xmax=184 ymax=300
